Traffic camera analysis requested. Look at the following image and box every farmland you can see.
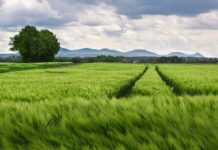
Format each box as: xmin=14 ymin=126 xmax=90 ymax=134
xmin=0 ymin=63 xmax=145 ymax=101
xmin=157 ymin=64 xmax=218 ymax=95
xmin=132 ymin=65 xmax=173 ymax=96
xmin=0 ymin=62 xmax=217 ymax=149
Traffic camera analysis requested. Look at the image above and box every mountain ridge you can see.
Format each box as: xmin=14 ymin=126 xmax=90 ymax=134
xmin=167 ymin=52 xmax=204 ymax=58
xmin=0 ymin=48 xmax=205 ymax=58
xmin=57 ymin=48 xmax=204 ymax=58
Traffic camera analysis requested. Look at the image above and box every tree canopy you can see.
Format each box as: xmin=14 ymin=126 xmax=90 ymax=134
xmin=9 ymin=25 xmax=60 ymax=62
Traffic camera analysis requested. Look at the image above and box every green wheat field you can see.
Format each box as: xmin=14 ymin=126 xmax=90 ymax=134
xmin=0 ymin=62 xmax=217 ymax=149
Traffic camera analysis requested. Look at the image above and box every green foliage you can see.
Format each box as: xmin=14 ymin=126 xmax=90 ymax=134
xmin=59 ymin=56 xmax=218 ymax=64
xmin=0 ymin=96 xmax=217 ymax=149
xmin=115 ymin=66 xmax=148 ymax=98
xmin=0 ymin=62 xmax=72 ymax=73
xmin=9 ymin=25 xmax=60 ymax=62
xmin=0 ymin=63 xmax=218 ymax=149
xmin=158 ymin=64 xmax=218 ymax=95
xmin=133 ymin=65 xmax=173 ymax=96
xmin=0 ymin=63 xmax=144 ymax=101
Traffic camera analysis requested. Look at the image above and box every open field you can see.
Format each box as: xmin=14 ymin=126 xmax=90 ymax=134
xmin=132 ymin=65 xmax=173 ymax=96
xmin=157 ymin=64 xmax=218 ymax=95
xmin=0 ymin=63 xmax=145 ymax=101
xmin=0 ymin=62 xmax=73 ymax=73
xmin=0 ymin=63 xmax=217 ymax=149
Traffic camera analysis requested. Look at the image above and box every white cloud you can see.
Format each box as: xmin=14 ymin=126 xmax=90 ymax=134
xmin=0 ymin=1 xmax=218 ymax=57
xmin=183 ymin=10 xmax=218 ymax=29
xmin=0 ymin=30 xmax=14 ymax=53
xmin=0 ymin=0 xmax=60 ymax=26
xmin=51 ymin=8 xmax=218 ymax=57
xmin=76 ymin=4 xmax=117 ymax=26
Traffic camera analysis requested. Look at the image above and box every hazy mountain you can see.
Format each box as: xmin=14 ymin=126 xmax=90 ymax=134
xmin=72 ymin=48 xmax=99 ymax=53
xmin=57 ymin=48 xmax=98 ymax=57
xmin=124 ymin=49 xmax=159 ymax=57
xmin=99 ymin=48 xmax=122 ymax=56
xmin=59 ymin=48 xmax=71 ymax=53
xmin=167 ymin=52 xmax=204 ymax=58
xmin=0 ymin=53 xmax=19 ymax=58
xmin=167 ymin=52 xmax=188 ymax=57
xmin=0 ymin=48 xmax=205 ymax=58
xmin=56 ymin=48 xmax=160 ymax=57
xmin=190 ymin=52 xmax=204 ymax=58
xmin=56 ymin=48 xmax=122 ymax=57
xmin=57 ymin=48 xmax=205 ymax=58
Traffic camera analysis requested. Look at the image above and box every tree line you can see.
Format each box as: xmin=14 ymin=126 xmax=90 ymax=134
xmin=1 ymin=55 xmax=217 ymax=63
xmin=67 ymin=56 xmax=218 ymax=64
xmin=6 ymin=25 xmax=218 ymax=64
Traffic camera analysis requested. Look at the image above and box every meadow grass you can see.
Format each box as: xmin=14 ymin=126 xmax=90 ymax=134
xmin=0 ymin=96 xmax=217 ymax=149
xmin=157 ymin=64 xmax=218 ymax=95
xmin=115 ymin=66 xmax=148 ymax=98
xmin=132 ymin=65 xmax=173 ymax=96
xmin=0 ymin=62 xmax=73 ymax=73
xmin=0 ymin=63 xmax=145 ymax=102
xmin=0 ymin=63 xmax=218 ymax=149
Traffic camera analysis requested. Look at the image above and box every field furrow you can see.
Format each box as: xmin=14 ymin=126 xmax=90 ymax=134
xmin=132 ymin=65 xmax=173 ymax=96
xmin=157 ymin=64 xmax=218 ymax=95
xmin=114 ymin=66 xmax=148 ymax=98
xmin=0 ymin=63 xmax=145 ymax=102
xmin=0 ymin=63 xmax=218 ymax=149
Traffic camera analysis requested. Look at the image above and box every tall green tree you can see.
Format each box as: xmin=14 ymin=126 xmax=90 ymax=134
xmin=9 ymin=25 xmax=60 ymax=62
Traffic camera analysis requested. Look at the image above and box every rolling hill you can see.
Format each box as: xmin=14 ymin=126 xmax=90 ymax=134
xmin=167 ymin=52 xmax=204 ymax=58
xmin=0 ymin=48 xmax=205 ymax=58
xmin=57 ymin=48 xmax=160 ymax=57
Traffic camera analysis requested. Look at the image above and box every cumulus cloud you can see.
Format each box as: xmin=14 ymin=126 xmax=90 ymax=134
xmin=1 ymin=0 xmax=218 ymax=27
xmin=184 ymin=11 xmax=218 ymax=29
xmin=0 ymin=0 xmax=218 ymax=57
xmin=101 ymin=0 xmax=218 ymax=18
xmin=75 ymin=4 xmax=118 ymax=26
xmin=50 ymin=10 xmax=218 ymax=57
xmin=0 ymin=0 xmax=60 ymax=27
xmin=52 ymin=0 xmax=218 ymax=18
xmin=0 ymin=30 xmax=14 ymax=53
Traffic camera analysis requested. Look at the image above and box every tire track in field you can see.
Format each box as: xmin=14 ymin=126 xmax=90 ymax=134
xmin=113 ymin=66 xmax=148 ymax=98
xmin=155 ymin=66 xmax=182 ymax=96
xmin=132 ymin=65 xmax=174 ymax=96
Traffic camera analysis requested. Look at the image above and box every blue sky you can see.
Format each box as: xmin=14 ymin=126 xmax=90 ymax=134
xmin=0 ymin=0 xmax=218 ymax=57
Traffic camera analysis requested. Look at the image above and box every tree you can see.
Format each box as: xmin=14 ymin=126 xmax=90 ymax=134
xmin=72 ymin=57 xmax=83 ymax=63
xmin=9 ymin=25 xmax=60 ymax=62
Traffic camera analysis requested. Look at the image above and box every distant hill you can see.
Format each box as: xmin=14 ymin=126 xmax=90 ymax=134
xmin=0 ymin=53 xmax=19 ymax=58
xmin=99 ymin=48 xmax=122 ymax=56
xmin=167 ymin=52 xmax=188 ymax=57
xmin=57 ymin=48 xmax=160 ymax=57
xmin=190 ymin=52 xmax=204 ymax=58
xmin=59 ymin=48 xmax=71 ymax=53
xmin=0 ymin=48 xmax=205 ymax=58
xmin=57 ymin=48 xmax=204 ymax=58
xmin=57 ymin=48 xmax=123 ymax=57
xmin=167 ymin=52 xmax=204 ymax=58
xmin=124 ymin=49 xmax=159 ymax=57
